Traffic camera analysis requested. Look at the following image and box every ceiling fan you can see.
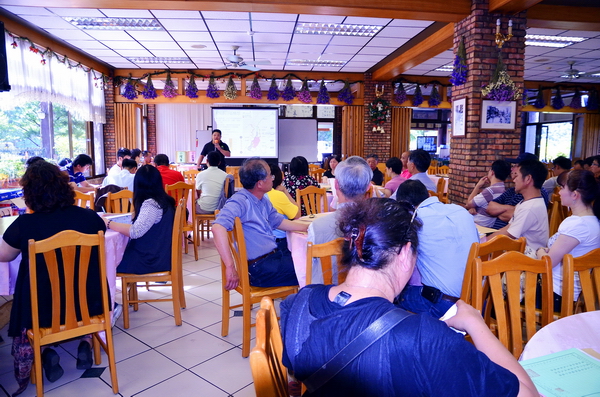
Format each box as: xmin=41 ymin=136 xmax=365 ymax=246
xmin=560 ymin=61 xmax=600 ymax=80
xmin=219 ymin=46 xmax=271 ymax=71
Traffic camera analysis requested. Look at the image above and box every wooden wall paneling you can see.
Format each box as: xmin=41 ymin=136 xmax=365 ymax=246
xmin=341 ymin=106 xmax=364 ymax=159
xmin=582 ymin=113 xmax=600 ymax=158
xmin=114 ymin=103 xmax=140 ymax=151
xmin=391 ymin=107 xmax=412 ymax=159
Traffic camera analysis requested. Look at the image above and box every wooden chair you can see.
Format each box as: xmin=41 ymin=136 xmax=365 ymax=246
xmin=166 ymin=181 xmax=198 ymax=261
xmin=221 ymin=217 xmax=298 ymax=357
xmin=250 ymin=297 xmax=288 ymax=397
xmin=436 ymin=177 xmax=447 ymax=203
xmin=437 ymin=165 xmax=450 ymax=176
xmin=296 ymin=186 xmax=328 ymax=216
xmin=306 ymin=238 xmax=346 ymax=285
xmin=117 ymin=200 xmax=186 ymax=329
xmin=105 ymin=189 xmax=133 ymax=213
xmin=561 ymin=248 xmax=600 ymax=316
xmin=309 ymin=168 xmax=325 ymax=182
xmin=168 ymin=164 xmax=178 ymax=170
xmin=27 ymin=230 xmax=118 ymax=396
xmin=472 ymin=251 xmax=553 ymax=358
xmin=182 ymin=169 xmax=200 ymax=189
xmin=548 ymin=198 xmax=569 ymax=236
xmin=74 ymin=190 xmax=95 ymax=210
xmin=196 ymin=176 xmax=230 ymax=242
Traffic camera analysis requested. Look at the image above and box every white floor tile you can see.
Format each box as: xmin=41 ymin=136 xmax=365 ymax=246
xmin=190 ymin=348 xmax=253 ymax=394
xmin=155 ymin=329 xmax=237 ymax=369
xmin=124 ymin=315 xmax=198 ymax=348
xmin=134 ymin=370 xmax=229 ymax=396
xmin=180 ymin=301 xmax=224 ymax=330
xmin=235 ymin=384 xmax=258 ymax=397
xmin=117 ymin=303 xmax=170 ymax=330
xmin=186 ymin=281 xmax=223 ymax=302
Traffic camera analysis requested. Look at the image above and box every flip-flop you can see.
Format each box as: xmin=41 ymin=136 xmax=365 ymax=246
xmin=41 ymin=348 xmax=64 ymax=383
xmin=76 ymin=341 xmax=93 ymax=370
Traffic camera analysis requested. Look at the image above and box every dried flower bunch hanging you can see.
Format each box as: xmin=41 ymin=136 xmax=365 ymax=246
xmin=450 ymin=36 xmax=468 ymax=86
xmin=297 ymin=79 xmax=312 ymax=103
xmin=282 ymin=77 xmax=296 ymax=101
xmin=570 ymin=88 xmax=582 ymax=109
xmin=317 ymin=80 xmax=330 ymax=104
xmin=551 ymin=87 xmax=564 ymax=110
xmin=267 ymin=77 xmax=280 ymax=100
xmin=142 ymin=74 xmax=157 ymax=99
xmin=206 ymin=74 xmax=219 ymax=98
xmin=185 ymin=75 xmax=199 ymax=99
xmin=533 ymin=88 xmax=545 ymax=109
xmin=587 ymin=89 xmax=599 ymax=111
xmin=412 ymin=84 xmax=424 ymax=107
xmin=428 ymin=85 xmax=441 ymax=107
xmin=337 ymin=80 xmax=354 ymax=105
xmin=394 ymin=81 xmax=407 ymax=104
xmin=249 ymin=75 xmax=262 ymax=100
xmin=224 ymin=75 xmax=237 ymax=100
xmin=162 ymin=71 xmax=177 ymax=98
xmin=122 ymin=76 xmax=138 ymax=100
xmin=481 ymin=53 xmax=521 ymax=101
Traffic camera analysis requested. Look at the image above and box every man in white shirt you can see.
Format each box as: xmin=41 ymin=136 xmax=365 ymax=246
xmin=106 ymin=147 xmax=131 ymax=179
xmin=488 ymin=159 xmax=549 ymax=253
xmin=104 ymin=159 xmax=137 ymax=191
xmin=196 ymin=151 xmax=228 ymax=214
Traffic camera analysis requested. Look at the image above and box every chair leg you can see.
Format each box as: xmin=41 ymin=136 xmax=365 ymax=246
xmin=33 ymin=345 xmax=44 ymax=396
xmin=178 ymin=270 xmax=187 ymax=309
xmin=242 ymin=298 xmax=252 ymax=358
xmin=131 ymin=284 xmax=139 ymax=311
xmin=221 ymin=288 xmax=230 ymax=337
xmin=183 ymin=230 xmax=189 ymax=254
xmin=122 ymin=280 xmax=130 ymax=329
xmin=171 ymin=280 xmax=182 ymax=326
xmin=92 ymin=336 xmax=101 ymax=365
xmin=100 ymin=328 xmax=119 ymax=393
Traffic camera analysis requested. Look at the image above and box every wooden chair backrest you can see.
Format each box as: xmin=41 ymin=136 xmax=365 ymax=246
xmin=105 ymin=189 xmax=133 ymax=213
xmin=182 ymin=169 xmax=199 ymax=186
xmin=165 ymin=182 xmax=193 ymax=212
xmin=472 ymin=251 xmax=553 ymax=358
xmin=437 ymin=165 xmax=450 ymax=176
xmin=74 ymin=190 xmax=95 ymax=210
xmin=309 ymin=168 xmax=325 ymax=182
xmin=228 ymin=217 xmax=252 ymax=294
xmin=168 ymin=164 xmax=178 ymax=170
xmin=171 ymin=200 xmax=185 ymax=279
xmin=548 ymin=200 xmax=567 ymax=236
xmin=250 ymin=297 xmax=288 ymax=397
xmin=436 ymin=178 xmax=446 ymax=201
xmin=296 ymin=186 xmax=328 ymax=215
xmin=562 ymin=249 xmax=600 ymax=316
xmin=306 ymin=238 xmax=346 ymax=285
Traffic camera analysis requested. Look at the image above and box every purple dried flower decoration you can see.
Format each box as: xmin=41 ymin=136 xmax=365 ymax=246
xmin=185 ymin=75 xmax=199 ymax=99
xmin=394 ymin=82 xmax=407 ymax=104
xmin=317 ymin=80 xmax=330 ymax=104
xmin=552 ymin=87 xmax=564 ymax=110
xmin=267 ymin=77 xmax=280 ymax=101
xmin=586 ymin=89 xmax=599 ymax=111
xmin=570 ymin=88 xmax=582 ymax=109
xmin=163 ymin=71 xmax=178 ymax=98
xmin=206 ymin=74 xmax=219 ymax=99
xmin=281 ymin=77 xmax=296 ymax=101
xmin=142 ymin=75 xmax=158 ymax=99
xmin=522 ymin=89 xmax=529 ymax=106
xmin=428 ymin=85 xmax=441 ymax=107
xmin=482 ymin=54 xmax=521 ymax=101
xmin=534 ymin=89 xmax=545 ymax=109
xmin=412 ymin=84 xmax=424 ymax=107
xmin=249 ymin=75 xmax=262 ymax=100
xmin=450 ymin=36 xmax=467 ymax=86
xmin=297 ymin=80 xmax=312 ymax=103
xmin=337 ymin=80 xmax=354 ymax=105
xmin=122 ymin=78 xmax=138 ymax=100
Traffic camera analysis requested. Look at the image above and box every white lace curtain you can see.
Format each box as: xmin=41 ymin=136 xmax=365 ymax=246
xmin=0 ymin=31 xmax=105 ymax=123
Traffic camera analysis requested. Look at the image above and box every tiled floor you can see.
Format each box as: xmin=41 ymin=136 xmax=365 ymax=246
xmin=0 ymin=238 xmax=259 ymax=397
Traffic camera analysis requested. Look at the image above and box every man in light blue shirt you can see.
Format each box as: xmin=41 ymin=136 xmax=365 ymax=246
xmin=396 ymin=149 xmax=437 ymax=195
xmin=395 ymin=180 xmax=479 ymax=318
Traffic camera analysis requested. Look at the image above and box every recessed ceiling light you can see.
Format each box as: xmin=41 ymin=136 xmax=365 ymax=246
xmin=191 ymin=44 xmax=207 ymax=49
xmin=435 ymin=64 xmax=453 ymax=72
xmin=525 ymin=34 xmax=586 ymax=48
xmin=64 ymin=17 xmax=163 ymax=30
xmin=128 ymin=57 xmax=191 ymax=64
xmin=287 ymin=59 xmax=346 ymax=67
xmin=295 ymin=22 xmax=382 ymax=36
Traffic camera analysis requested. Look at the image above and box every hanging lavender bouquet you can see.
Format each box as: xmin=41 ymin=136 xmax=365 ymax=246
xmin=249 ymin=75 xmax=262 ymax=100
xmin=317 ymin=80 xmax=330 ymax=104
xmin=162 ymin=71 xmax=177 ymax=98
xmin=267 ymin=77 xmax=280 ymax=100
xmin=206 ymin=74 xmax=219 ymax=99
xmin=185 ymin=75 xmax=199 ymax=98
xmin=412 ymin=84 xmax=424 ymax=107
xmin=122 ymin=77 xmax=138 ymax=100
xmin=224 ymin=75 xmax=237 ymax=100
xmin=297 ymin=79 xmax=312 ymax=103
xmin=450 ymin=36 xmax=467 ymax=86
xmin=142 ymin=74 xmax=158 ymax=99
xmin=281 ymin=77 xmax=296 ymax=101
xmin=394 ymin=81 xmax=407 ymax=104
xmin=570 ymin=88 xmax=582 ymax=109
xmin=481 ymin=54 xmax=521 ymax=101
xmin=552 ymin=87 xmax=564 ymax=110
xmin=533 ymin=89 xmax=545 ymax=109
xmin=428 ymin=85 xmax=441 ymax=107
xmin=337 ymin=80 xmax=354 ymax=105
xmin=586 ymin=89 xmax=599 ymax=111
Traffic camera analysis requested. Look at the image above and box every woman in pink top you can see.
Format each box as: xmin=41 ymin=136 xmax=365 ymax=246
xmin=383 ymin=157 xmax=407 ymax=198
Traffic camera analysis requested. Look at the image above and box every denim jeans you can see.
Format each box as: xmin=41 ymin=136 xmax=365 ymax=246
xmin=248 ymin=241 xmax=298 ymax=288
xmin=395 ymin=285 xmax=455 ymax=319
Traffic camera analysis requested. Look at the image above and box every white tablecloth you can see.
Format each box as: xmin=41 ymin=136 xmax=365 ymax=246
xmin=427 ymin=175 xmax=449 ymax=193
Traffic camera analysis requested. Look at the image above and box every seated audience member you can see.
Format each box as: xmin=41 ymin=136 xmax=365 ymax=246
xmin=395 ymin=149 xmax=437 ymax=194
xmin=395 ymin=180 xmax=479 ymax=318
xmin=590 ymin=156 xmax=600 ymax=181
xmin=573 ymin=159 xmax=585 ymax=170
xmin=366 ymin=154 xmax=384 ymax=186
xmin=536 ymin=169 xmax=600 ymax=312
xmin=106 ymin=165 xmax=175 ymax=274
xmin=106 ymin=147 xmax=131 ymax=179
xmin=25 ymin=156 xmax=44 ymax=168
xmin=583 ymin=156 xmax=594 ymax=171
xmin=195 ymin=151 xmax=228 ymax=214
xmin=400 ymin=151 xmax=412 ymax=179
xmin=141 ymin=150 xmax=153 ymax=166
xmin=323 ymin=155 xmax=341 ymax=179
xmin=466 ymin=160 xmax=511 ymax=228
xmin=307 ymin=156 xmax=372 ymax=284
xmin=130 ymin=148 xmax=141 ymax=164
xmin=542 ymin=156 xmax=572 ymax=195
xmin=488 ymin=160 xmax=549 ymax=254
xmin=382 ymin=157 xmax=406 ymax=198
xmin=266 ymin=163 xmax=301 ymax=245
xmin=280 ymin=198 xmax=538 ymax=397
xmin=58 ymin=157 xmax=71 ymax=171
xmin=104 ymin=158 xmax=137 ymax=192
xmin=154 ymin=154 xmax=184 ymax=188
xmin=283 ymin=156 xmax=320 ymax=216
xmin=486 ymin=153 xmax=549 ymax=229
xmin=66 ymin=154 xmax=97 ymax=193
xmin=213 ymin=158 xmax=308 ymax=290
xmin=0 ymin=161 xmax=106 ymax=393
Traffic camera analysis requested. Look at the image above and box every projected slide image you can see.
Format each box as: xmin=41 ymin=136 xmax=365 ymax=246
xmin=213 ymin=108 xmax=278 ymax=158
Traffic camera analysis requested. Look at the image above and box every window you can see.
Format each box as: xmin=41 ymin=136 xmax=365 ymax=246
xmin=524 ymin=112 xmax=573 ymax=162
xmin=317 ymin=122 xmax=333 ymax=162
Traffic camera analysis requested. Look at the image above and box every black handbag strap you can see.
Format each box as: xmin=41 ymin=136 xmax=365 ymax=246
xmin=303 ymin=308 xmax=412 ymax=393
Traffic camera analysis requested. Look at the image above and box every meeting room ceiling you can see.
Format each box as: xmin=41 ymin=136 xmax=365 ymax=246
xmin=1 ymin=5 xmax=600 ymax=84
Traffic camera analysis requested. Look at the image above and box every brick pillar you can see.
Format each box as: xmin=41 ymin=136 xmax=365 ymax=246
xmin=363 ymin=72 xmax=392 ymax=162
xmin=103 ymin=77 xmax=115 ymax=174
xmin=147 ymin=104 xmax=157 ymax=154
xmin=449 ymin=0 xmax=526 ymax=204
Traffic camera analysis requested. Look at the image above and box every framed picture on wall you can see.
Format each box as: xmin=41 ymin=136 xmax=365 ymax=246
xmin=481 ymin=100 xmax=517 ymax=130
xmin=452 ymin=97 xmax=466 ymax=137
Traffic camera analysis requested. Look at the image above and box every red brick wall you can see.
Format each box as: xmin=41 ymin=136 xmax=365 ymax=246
xmin=363 ymin=72 xmax=392 ymax=162
xmin=449 ymin=0 xmax=526 ymax=204
xmin=103 ymin=77 xmax=115 ymax=174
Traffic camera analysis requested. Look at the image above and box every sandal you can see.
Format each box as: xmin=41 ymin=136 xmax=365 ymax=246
xmin=41 ymin=348 xmax=64 ymax=383
xmin=76 ymin=341 xmax=93 ymax=370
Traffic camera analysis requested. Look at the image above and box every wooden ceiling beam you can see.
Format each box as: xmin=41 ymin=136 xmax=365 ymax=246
xmin=371 ymin=23 xmax=454 ymax=81
xmin=527 ymin=5 xmax=600 ymax=31
xmin=0 ymin=0 xmax=471 ymax=22
xmin=488 ymin=0 xmax=544 ymax=14
xmin=114 ymin=69 xmax=364 ymax=81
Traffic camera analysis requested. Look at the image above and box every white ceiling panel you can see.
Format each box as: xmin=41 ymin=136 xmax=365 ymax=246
xmin=84 ymin=49 xmax=119 ymax=57
xmin=558 ymin=30 xmax=599 ymax=38
xmin=201 ymin=11 xmax=249 ymax=20
xmin=287 ymin=52 xmax=323 ymax=59
xmin=251 ymin=20 xmax=296 ymax=33
xmin=324 ymin=46 xmax=364 ymax=54
xmin=43 ymin=29 xmax=93 ymax=41
xmin=329 ymin=36 xmax=371 ymax=46
xmin=251 ymin=13 xmax=298 ymax=22
xmin=343 ymin=17 xmax=391 ymax=25
xmin=204 ymin=19 xmax=250 ymax=32
xmin=251 ymin=33 xmax=293 ymax=44
xmin=107 ymin=41 xmax=146 ymax=50
xmin=289 ymin=44 xmax=328 ymax=53
xmin=66 ymin=40 xmax=111 ymax=50
xmin=377 ymin=26 xmax=426 ymax=39
xmin=141 ymin=41 xmax=180 ymax=50
xmin=47 ymin=8 xmax=105 ymax=17
xmin=388 ymin=19 xmax=433 ymax=27
xmin=157 ymin=18 xmax=206 ymax=31
xmin=292 ymin=35 xmax=331 ymax=45
xmin=148 ymin=49 xmax=188 ymax=57
xmin=169 ymin=31 xmax=213 ymax=42
xmin=83 ymin=30 xmax=132 ymax=41
xmin=127 ymin=31 xmax=174 ymax=41
xmin=297 ymin=15 xmax=345 ymax=23
xmin=116 ymin=49 xmax=154 ymax=57
xmin=165 ymin=62 xmax=197 ymax=68
xmin=352 ymin=54 xmax=385 ymax=62
xmin=358 ymin=46 xmax=395 ymax=56
xmin=525 ymin=47 xmax=556 ymax=57
xmin=369 ymin=37 xmax=409 ymax=47
xmin=1 ymin=6 xmax=53 ymax=16
xmin=100 ymin=9 xmax=154 ymax=18
xmin=19 ymin=15 xmax=77 ymax=29
xmin=210 ymin=32 xmax=253 ymax=43
xmin=569 ymin=38 xmax=600 ymax=50
xmin=150 ymin=10 xmax=201 ymax=18
xmin=253 ymin=44 xmax=290 ymax=52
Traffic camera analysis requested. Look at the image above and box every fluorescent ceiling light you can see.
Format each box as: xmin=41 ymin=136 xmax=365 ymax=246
xmin=435 ymin=64 xmax=453 ymax=72
xmin=525 ymin=34 xmax=586 ymax=48
xmin=295 ymin=22 xmax=382 ymax=36
xmin=64 ymin=17 xmax=163 ymax=30
xmin=287 ymin=59 xmax=346 ymax=67
xmin=128 ymin=57 xmax=190 ymax=64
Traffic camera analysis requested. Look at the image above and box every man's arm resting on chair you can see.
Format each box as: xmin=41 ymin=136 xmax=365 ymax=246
xmin=212 ymin=224 xmax=240 ymax=290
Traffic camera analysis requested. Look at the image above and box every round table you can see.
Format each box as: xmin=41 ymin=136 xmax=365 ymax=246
xmin=520 ymin=311 xmax=600 ymax=361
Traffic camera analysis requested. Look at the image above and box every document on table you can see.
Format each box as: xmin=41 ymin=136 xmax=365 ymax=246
xmin=519 ymin=348 xmax=600 ymax=397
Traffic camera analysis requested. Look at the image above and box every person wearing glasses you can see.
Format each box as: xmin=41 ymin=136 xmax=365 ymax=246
xmin=213 ymin=157 xmax=308 ymax=291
